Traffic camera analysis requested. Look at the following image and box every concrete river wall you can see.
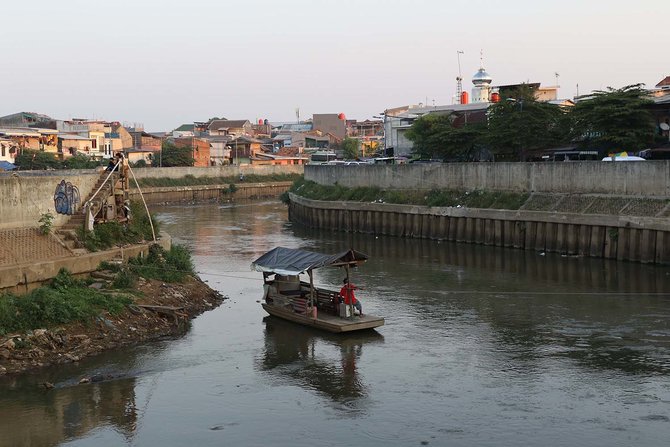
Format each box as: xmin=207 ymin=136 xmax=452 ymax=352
xmin=0 ymin=165 xmax=302 ymax=229
xmin=292 ymin=162 xmax=670 ymax=264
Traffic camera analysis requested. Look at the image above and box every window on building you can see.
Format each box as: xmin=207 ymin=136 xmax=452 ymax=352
xmin=92 ymin=139 xmax=97 ymax=149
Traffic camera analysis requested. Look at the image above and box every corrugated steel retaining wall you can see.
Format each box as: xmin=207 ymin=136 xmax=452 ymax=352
xmin=289 ymin=193 xmax=670 ymax=264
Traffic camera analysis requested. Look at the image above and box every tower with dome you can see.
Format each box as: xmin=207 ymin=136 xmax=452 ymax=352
xmin=471 ymin=52 xmax=494 ymax=103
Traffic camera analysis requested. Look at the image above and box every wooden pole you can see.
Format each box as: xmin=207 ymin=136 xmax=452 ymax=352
xmin=308 ymin=269 xmax=315 ymax=319
xmin=345 ymin=264 xmax=354 ymax=319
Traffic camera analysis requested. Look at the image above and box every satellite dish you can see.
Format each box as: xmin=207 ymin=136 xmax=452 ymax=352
xmin=660 ymin=123 xmax=670 ymax=131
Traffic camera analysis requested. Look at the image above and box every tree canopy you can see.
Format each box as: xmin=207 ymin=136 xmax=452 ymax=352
xmin=486 ymin=96 xmax=569 ymax=160
xmin=14 ymin=151 xmax=100 ymax=170
xmin=405 ymin=82 xmax=656 ymax=161
xmin=405 ymin=113 xmax=487 ymax=161
xmin=571 ymin=84 xmax=654 ymax=153
xmin=161 ymin=141 xmax=195 ymax=167
xmin=341 ymin=137 xmax=360 ymax=160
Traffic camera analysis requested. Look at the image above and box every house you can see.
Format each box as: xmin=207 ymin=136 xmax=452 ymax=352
xmin=57 ymin=119 xmax=132 ymax=159
xmin=0 ymin=128 xmax=57 ymax=154
xmin=252 ymin=152 xmax=309 ymax=165
xmin=301 ymin=131 xmax=341 ymax=149
xmin=0 ymin=112 xmax=54 ymax=129
xmin=0 ymin=138 xmax=16 ymax=165
xmin=174 ymin=137 xmax=211 ymax=167
xmin=312 ymin=114 xmax=346 ymax=140
xmin=207 ymin=119 xmax=252 ymax=136
xmin=173 ymin=124 xmax=195 ymax=138
xmin=58 ymin=134 xmax=95 ymax=157
xmin=140 ymin=132 xmax=162 ymax=151
xmin=203 ymin=135 xmax=234 ymax=165
xmin=125 ymin=148 xmax=155 ymax=166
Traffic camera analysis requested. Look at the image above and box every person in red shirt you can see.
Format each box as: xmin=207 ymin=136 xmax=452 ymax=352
xmin=339 ymin=278 xmax=363 ymax=316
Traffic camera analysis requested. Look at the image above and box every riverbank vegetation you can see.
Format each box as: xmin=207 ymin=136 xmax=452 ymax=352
xmin=286 ymin=178 xmax=529 ymax=210
xmin=133 ymin=172 xmax=301 ymax=188
xmin=0 ymin=244 xmax=194 ymax=336
xmin=406 ymin=84 xmax=657 ymax=162
xmin=77 ymin=201 xmax=159 ymax=251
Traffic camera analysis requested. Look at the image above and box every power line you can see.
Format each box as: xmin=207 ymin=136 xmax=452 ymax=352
xmin=120 ymin=264 xmax=670 ymax=297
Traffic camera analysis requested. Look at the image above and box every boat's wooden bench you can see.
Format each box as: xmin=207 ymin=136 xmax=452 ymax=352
xmin=290 ymin=297 xmax=308 ymax=314
xmin=315 ymin=290 xmax=340 ymax=315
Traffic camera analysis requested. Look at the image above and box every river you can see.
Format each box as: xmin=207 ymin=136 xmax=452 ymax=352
xmin=1 ymin=200 xmax=670 ymax=446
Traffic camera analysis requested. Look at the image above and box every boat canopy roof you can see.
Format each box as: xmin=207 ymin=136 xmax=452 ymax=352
xmin=251 ymin=247 xmax=368 ymax=276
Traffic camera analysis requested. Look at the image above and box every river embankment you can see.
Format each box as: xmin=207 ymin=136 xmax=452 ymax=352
xmin=0 ymin=252 xmax=225 ymax=376
xmin=289 ymin=163 xmax=670 ymax=264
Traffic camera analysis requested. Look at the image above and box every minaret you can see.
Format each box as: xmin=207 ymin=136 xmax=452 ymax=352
xmin=471 ymin=50 xmax=493 ymax=103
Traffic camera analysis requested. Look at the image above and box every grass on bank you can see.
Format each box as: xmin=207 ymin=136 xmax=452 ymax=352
xmin=133 ymin=173 xmax=302 ymax=188
xmin=0 ymin=269 xmax=131 ymax=336
xmin=285 ymin=178 xmax=529 ymax=210
xmin=0 ymin=244 xmax=197 ymax=336
xmin=102 ymin=244 xmax=196 ymax=288
xmin=78 ymin=201 xmax=160 ymax=252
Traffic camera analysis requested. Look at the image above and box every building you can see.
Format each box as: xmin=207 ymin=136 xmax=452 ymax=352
xmin=0 ymin=112 xmax=54 ymax=129
xmin=207 ymin=119 xmax=252 ymax=136
xmin=0 ymin=128 xmax=59 ymax=154
xmin=174 ymin=137 xmax=211 ymax=167
xmin=312 ymin=114 xmax=346 ymax=140
xmin=0 ymin=137 xmax=16 ymax=166
xmin=383 ymin=103 xmax=490 ymax=157
xmin=58 ymin=134 xmax=96 ymax=157
xmin=172 ymin=124 xmax=195 ymax=138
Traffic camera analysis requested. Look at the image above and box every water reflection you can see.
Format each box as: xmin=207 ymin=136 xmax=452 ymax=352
xmin=293 ymin=226 xmax=670 ymax=377
xmin=0 ymin=376 xmax=137 ymax=447
xmin=257 ymin=316 xmax=384 ymax=410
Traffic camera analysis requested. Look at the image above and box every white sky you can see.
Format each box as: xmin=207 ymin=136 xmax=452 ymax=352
xmin=1 ymin=0 xmax=666 ymax=131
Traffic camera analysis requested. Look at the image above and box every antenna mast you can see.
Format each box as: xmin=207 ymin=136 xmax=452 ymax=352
xmin=456 ymin=50 xmax=464 ymax=103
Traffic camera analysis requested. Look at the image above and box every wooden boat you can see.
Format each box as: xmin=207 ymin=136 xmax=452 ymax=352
xmin=251 ymin=247 xmax=384 ymax=333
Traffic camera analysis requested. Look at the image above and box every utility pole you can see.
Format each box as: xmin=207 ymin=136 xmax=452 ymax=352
xmin=456 ymin=50 xmax=464 ymax=103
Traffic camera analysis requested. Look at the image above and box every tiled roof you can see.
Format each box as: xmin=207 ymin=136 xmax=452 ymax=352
xmin=656 ymin=76 xmax=670 ymax=88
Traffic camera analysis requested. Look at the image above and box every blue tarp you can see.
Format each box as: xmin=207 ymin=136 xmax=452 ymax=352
xmin=0 ymin=161 xmax=16 ymax=171
xmin=251 ymin=247 xmax=368 ymax=276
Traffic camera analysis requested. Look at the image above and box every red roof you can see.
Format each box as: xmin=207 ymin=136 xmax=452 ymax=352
xmin=656 ymin=76 xmax=670 ymax=88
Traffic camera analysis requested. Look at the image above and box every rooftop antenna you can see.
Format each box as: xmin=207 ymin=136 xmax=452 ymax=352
xmin=456 ymin=50 xmax=464 ymax=103
xmin=554 ymin=72 xmax=560 ymax=88
xmin=295 ymin=107 xmax=300 ymax=123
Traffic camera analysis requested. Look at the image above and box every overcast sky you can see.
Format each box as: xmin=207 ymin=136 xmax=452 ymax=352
xmin=1 ymin=0 xmax=666 ymax=131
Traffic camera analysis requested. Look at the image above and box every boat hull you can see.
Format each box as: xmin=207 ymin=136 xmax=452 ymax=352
xmin=261 ymin=303 xmax=384 ymax=333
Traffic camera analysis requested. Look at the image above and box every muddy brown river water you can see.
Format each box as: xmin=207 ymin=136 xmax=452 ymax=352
xmin=1 ymin=200 xmax=670 ymax=446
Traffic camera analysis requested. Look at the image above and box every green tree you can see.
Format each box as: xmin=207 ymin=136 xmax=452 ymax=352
xmin=341 ymin=137 xmax=360 ymax=159
xmin=571 ymin=84 xmax=654 ymax=153
xmin=63 ymin=154 xmax=99 ymax=169
xmin=486 ymin=86 xmax=569 ymax=161
xmin=14 ymin=150 xmax=62 ymax=170
xmin=161 ymin=141 xmax=194 ymax=167
xmin=405 ymin=113 xmax=486 ymax=160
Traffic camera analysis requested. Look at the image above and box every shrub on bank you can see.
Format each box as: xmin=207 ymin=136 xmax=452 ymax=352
xmin=288 ymin=179 xmax=529 ymax=210
xmin=0 ymin=269 xmax=131 ymax=336
xmin=111 ymin=244 xmax=196 ymax=287
xmin=78 ymin=201 xmax=160 ymax=251
xmin=133 ymin=173 xmax=302 ymax=188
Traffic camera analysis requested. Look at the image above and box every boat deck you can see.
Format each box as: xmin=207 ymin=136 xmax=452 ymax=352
xmin=261 ymin=303 xmax=384 ymax=333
